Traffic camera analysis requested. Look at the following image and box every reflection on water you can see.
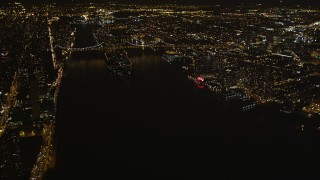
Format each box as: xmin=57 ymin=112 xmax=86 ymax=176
xmin=52 ymin=25 xmax=320 ymax=179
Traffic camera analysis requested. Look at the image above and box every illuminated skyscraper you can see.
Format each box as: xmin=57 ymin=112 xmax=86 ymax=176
xmin=29 ymin=75 xmax=40 ymax=121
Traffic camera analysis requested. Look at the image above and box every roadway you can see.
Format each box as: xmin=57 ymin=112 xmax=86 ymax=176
xmin=30 ymin=123 xmax=56 ymax=180
xmin=0 ymin=72 xmax=18 ymax=138
xmin=47 ymin=17 xmax=58 ymax=70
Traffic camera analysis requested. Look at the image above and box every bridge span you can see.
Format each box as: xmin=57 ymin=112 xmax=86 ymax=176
xmin=57 ymin=41 xmax=219 ymax=52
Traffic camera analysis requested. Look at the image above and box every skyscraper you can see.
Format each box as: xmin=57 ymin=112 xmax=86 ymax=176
xmin=28 ymin=75 xmax=40 ymax=122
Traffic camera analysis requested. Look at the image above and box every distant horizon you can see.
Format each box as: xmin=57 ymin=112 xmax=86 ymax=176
xmin=2 ymin=0 xmax=320 ymax=6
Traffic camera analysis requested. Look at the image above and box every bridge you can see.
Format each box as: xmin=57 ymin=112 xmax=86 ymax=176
xmin=58 ymin=41 xmax=175 ymax=52
xmin=56 ymin=42 xmax=105 ymax=52
xmin=58 ymin=41 xmax=220 ymax=52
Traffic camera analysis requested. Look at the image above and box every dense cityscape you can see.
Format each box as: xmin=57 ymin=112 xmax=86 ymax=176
xmin=1 ymin=1 xmax=320 ymax=179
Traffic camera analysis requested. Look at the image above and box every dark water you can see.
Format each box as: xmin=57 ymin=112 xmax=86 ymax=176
xmin=52 ymin=25 xmax=320 ymax=179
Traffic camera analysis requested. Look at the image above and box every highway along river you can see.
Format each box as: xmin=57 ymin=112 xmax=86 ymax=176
xmin=51 ymin=24 xmax=320 ymax=179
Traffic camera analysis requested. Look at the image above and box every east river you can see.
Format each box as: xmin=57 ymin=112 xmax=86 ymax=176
xmin=51 ymin=24 xmax=320 ymax=179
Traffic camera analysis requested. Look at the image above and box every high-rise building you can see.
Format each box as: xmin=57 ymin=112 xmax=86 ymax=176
xmin=28 ymin=75 xmax=40 ymax=122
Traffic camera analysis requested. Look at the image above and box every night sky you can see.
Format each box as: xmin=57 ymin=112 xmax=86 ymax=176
xmin=7 ymin=0 xmax=320 ymax=6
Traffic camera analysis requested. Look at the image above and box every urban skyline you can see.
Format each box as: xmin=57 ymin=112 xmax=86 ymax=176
xmin=0 ymin=1 xmax=320 ymax=179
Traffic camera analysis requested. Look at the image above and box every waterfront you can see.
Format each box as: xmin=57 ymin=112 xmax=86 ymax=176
xmin=52 ymin=24 xmax=320 ymax=179
xmin=1 ymin=3 xmax=320 ymax=179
